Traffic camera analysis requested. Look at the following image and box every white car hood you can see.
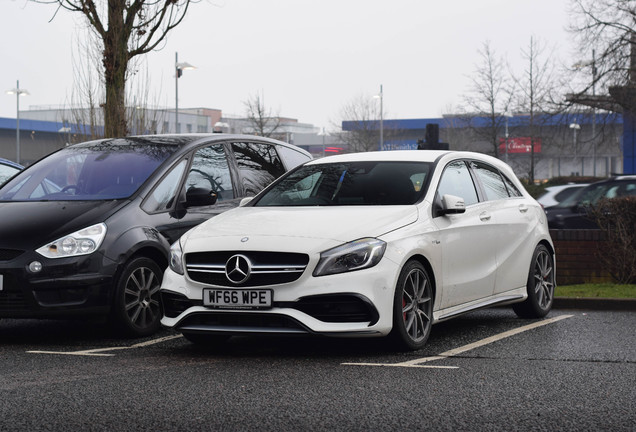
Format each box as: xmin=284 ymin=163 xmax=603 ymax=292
xmin=183 ymin=206 xmax=419 ymax=253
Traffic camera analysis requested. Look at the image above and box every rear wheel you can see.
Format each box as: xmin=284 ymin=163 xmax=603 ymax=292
xmin=513 ymin=244 xmax=555 ymax=318
xmin=389 ymin=260 xmax=434 ymax=351
xmin=111 ymin=257 xmax=163 ymax=337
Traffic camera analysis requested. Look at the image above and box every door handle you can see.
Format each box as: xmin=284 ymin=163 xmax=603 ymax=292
xmin=518 ymin=204 xmax=529 ymax=213
xmin=479 ymin=211 xmax=491 ymax=221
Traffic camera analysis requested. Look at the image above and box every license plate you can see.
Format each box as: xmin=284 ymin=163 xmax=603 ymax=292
xmin=203 ymin=289 xmax=272 ymax=309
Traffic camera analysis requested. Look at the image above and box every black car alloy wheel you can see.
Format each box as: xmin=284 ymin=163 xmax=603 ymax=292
xmin=113 ymin=257 xmax=163 ymax=337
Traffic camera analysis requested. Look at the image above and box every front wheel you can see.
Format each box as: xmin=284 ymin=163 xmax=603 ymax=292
xmin=513 ymin=244 xmax=555 ymax=318
xmin=389 ymin=260 xmax=434 ymax=351
xmin=111 ymin=257 xmax=163 ymax=337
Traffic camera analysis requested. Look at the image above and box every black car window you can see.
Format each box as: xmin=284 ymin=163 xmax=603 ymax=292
xmin=186 ymin=144 xmax=234 ymax=201
xmin=143 ymin=160 xmax=187 ymax=213
xmin=231 ymin=142 xmax=285 ymax=196
xmin=437 ymin=160 xmax=479 ymax=205
xmin=470 ymin=161 xmax=510 ymax=201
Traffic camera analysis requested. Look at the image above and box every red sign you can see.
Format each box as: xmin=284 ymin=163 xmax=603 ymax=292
xmin=499 ymin=137 xmax=542 ymax=154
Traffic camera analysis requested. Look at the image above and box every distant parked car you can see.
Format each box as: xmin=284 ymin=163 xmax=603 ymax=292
xmin=0 ymin=158 xmax=22 ymax=185
xmin=161 ymin=150 xmax=555 ymax=351
xmin=0 ymin=134 xmax=311 ymax=336
xmin=545 ymin=176 xmax=636 ymax=229
xmin=537 ymin=183 xmax=588 ymax=208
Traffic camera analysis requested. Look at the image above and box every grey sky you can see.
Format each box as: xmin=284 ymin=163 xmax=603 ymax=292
xmin=1 ymin=0 xmax=575 ymax=130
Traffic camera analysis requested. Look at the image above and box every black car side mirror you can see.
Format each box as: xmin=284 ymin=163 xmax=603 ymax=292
xmin=185 ymin=187 xmax=218 ymax=208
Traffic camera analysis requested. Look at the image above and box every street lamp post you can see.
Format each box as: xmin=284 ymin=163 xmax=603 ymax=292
xmin=6 ymin=80 xmax=29 ymax=164
xmin=175 ymin=52 xmax=196 ymax=133
xmin=570 ymin=123 xmax=581 ymax=175
xmin=504 ymin=112 xmax=512 ymax=164
xmin=374 ymin=85 xmax=384 ymax=149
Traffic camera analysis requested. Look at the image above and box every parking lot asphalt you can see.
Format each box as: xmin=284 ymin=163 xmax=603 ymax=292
xmin=553 ymin=296 xmax=636 ymax=311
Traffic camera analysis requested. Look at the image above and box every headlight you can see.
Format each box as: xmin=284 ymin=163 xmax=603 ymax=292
xmin=169 ymin=239 xmax=184 ymax=275
xmin=313 ymin=238 xmax=386 ymax=277
xmin=36 ymin=223 xmax=107 ymax=259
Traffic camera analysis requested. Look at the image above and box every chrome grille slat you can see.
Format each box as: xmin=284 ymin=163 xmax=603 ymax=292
xmin=185 ymin=251 xmax=310 ymax=287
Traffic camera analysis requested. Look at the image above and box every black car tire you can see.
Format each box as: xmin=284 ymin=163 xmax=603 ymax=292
xmin=513 ymin=244 xmax=555 ymax=319
xmin=111 ymin=257 xmax=163 ymax=337
xmin=182 ymin=332 xmax=230 ymax=346
xmin=389 ymin=260 xmax=434 ymax=351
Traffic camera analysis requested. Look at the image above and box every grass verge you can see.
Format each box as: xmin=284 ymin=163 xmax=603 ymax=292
xmin=556 ymin=283 xmax=636 ymax=299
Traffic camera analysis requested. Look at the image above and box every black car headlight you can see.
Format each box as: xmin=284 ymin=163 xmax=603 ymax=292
xmin=35 ymin=223 xmax=107 ymax=259
xmin=313 ymin=238 xmax=386 ymax=277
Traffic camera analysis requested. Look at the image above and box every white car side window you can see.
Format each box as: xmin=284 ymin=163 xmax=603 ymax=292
xmin=437 ymin=160 xmax=478 ymax=205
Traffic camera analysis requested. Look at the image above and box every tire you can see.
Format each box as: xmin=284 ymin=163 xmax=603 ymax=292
xmin=182 ymin=332 xmax=230 ymax=346
xmin=513 ymin=244 xmax=555 ymax=319
xmin=111 ymin=257 xmax=163 ymax=337
xmin=389 ymin=260 xmax=434 ymax=351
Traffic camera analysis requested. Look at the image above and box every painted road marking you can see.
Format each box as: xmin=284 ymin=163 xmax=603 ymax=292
xmin=27 ymin=334 xmax=183 ymax=357
xmin=343 ymin=314 xmax=573 ymax=368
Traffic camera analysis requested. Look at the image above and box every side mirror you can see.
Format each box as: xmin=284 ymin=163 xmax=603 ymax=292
xmin=440 ymin=194 xmax=466 ymax=215
xmin=185 ymin=187 xmax=218 ymax=208
xmin=239 ymin=197 xmax=254 ymax=207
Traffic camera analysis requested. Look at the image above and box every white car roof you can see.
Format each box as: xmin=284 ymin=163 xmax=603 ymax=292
xmin=307 ymin=150 xmax=499 ymax=164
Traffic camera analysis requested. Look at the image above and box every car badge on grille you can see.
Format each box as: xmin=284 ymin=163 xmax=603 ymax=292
xmin=225 ymin=254 xmax=252 ymax=284
xmin=241 ymin=237 xmax=249 ymax=243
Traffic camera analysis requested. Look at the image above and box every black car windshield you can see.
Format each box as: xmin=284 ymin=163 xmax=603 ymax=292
xmin=0 ymin=141 xmax=178 ymax=202
xmin=255 ymin=161 xmax=430 ymax=206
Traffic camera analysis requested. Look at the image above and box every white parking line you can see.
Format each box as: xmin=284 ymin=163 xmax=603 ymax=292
xmin=342 ymin=314 xmax=573 ymax=368
xmin=27 ymin=334 xmax=183 ymax=357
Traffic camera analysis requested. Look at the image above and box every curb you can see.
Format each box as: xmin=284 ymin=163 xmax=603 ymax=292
xmin=554 ymin=297 xmax=636 ymax=311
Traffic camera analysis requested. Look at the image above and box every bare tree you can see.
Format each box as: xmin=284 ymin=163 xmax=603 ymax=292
xmin=243 ymin=93 xmax=282 ymax=137
xmin=61 ymin=26 xmax=166 ymax=143
xmin=462 ymin=41 xmax=515 ymax=158
xmin=337 ymin=93 xmax=384 ymax=153
xmin=512 ymin=36 xmax=562 ymax=182
xmin=37 ymin=0 xmax=196 ymax=137
xmin=569 ymin=0 xmax=636 ymax=110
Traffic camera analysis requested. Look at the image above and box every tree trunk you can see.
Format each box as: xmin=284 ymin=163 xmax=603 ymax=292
xmin=103 ymin=1 xmax=129 ymax=137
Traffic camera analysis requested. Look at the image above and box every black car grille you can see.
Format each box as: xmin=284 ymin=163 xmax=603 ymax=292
xmin=185 ymin=251 xmax=310 ymax=287
xmin=0 ymin=249 xmax=24 ymax=262
xmin=0 ymin=275 xmax=29 ymax=312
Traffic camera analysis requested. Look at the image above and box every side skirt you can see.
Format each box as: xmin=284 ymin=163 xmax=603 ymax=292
xmin=433 ymin=289 xmax=526 ymax=323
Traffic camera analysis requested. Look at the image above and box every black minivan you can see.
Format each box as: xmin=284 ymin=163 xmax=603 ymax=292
xmin=0 ymin=134 xmax=311 ymax=336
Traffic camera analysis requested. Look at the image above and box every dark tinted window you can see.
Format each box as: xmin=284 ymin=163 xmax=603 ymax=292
xmin=255 ymin=161 xmax=430 ymax=206
xmin=143 ymin=160 xmax=187 ymax=213
xmin=437 ymin=160 xmax=478 ymax=205
xmin=471 ymin=161 xmax=510 ymax=200
xmin=186 ymin=144 xmax=234 ymax=201
xmin=232 ymin=142 xmax=285 ymax=196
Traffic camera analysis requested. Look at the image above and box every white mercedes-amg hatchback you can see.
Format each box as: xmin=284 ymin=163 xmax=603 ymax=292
xmin=161 ymin=150 xmax=555 ymax=350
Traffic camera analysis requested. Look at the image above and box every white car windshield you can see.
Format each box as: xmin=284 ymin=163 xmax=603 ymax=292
xmin=255 ymin=161 xmax=431 ymax=206
xmin=0 ymin=140 xmax=178 ymax=202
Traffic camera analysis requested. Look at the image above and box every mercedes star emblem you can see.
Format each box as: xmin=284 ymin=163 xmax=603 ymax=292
xmin=225 ymin=254 xmax=252 ymax=284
